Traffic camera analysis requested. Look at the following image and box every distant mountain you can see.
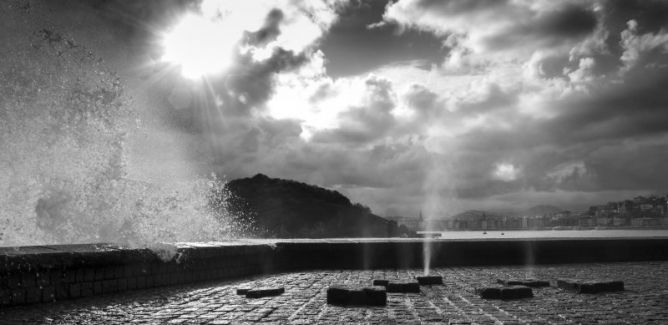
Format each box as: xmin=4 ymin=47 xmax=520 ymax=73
xmin=224 ymin=174 xmax=413 ymax=238
xmin=523 ymin=205 xmax=564 ymax=216
xmin=450 ymin=210 xmax=505 ymax=220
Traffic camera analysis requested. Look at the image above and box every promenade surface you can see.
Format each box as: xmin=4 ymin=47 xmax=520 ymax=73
xmin=1 ymin=261 xmax=666 ymax=324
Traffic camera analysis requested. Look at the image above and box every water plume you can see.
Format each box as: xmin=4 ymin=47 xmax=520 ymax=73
xmin=0 ymin=17 xmax=249 ymax=251
xmin=420 ymin=152 xmax=456 ymax=275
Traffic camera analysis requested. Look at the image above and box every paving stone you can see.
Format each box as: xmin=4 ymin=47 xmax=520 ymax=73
xmin=326 ymin=285 xmax=386 ymax=306
xmin=0 ymin=262 xmax=664 ymax=324
xmin=496 ymin=278 xmax=550 ymax=287
xmin=386 ymin=281 xmax=421 ymax=293
xmin=245 ymin=287 xmax=285 ymax=298
xmin=554 ymin=279 xmax=624 ymax=293
xmin=416 ymin=275 xmax=443 ymax=285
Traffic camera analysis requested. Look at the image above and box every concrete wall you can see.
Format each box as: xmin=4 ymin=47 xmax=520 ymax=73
xmin=2 ymin=237 xmax=667 ymax=307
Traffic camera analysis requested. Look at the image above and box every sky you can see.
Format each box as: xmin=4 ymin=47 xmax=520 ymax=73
xmin=10 ymin=0 xmax=668 ymax=219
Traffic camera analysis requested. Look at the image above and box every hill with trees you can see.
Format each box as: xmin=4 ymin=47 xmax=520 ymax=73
xmin=223 ymin=174 xmax=413 ymax=238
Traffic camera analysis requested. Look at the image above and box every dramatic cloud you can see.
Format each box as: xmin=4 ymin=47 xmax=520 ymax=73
xmin=11 ymin=0 xmax=668 ymax=220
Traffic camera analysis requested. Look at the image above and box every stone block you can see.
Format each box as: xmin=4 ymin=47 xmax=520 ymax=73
xmin=104 ymin=267 xmax=116 ymax=280
xmin=500 ymin=286 xmax=533 ymax=299
xmin=36 ymin=272 xmax=50 ymax=286
xmin=55 ymin=284 xmax=68 ymax=300
xmin=476 ymin=286 xmax=533 ymax=300
xmin=7 ymin=274 xmax=21 ymax=289
xmin=11 ymin=289 xmax=26 ymax=304
xmin=68 ymin=283 xmax=81 ymax=298
xmin=0 ymin=288 xmax=11 ymax=305
xmin=102 ymin=279 xmax=118 ymax=293
xmin=127 ymin=277 xmax=137 ymax=290
xmin=93 ymin=282 xmax=103 ymax=295
xmin=50 ymin=270 xmax=64 ymax=285
xmin=25 ymin=287 xmax=41 ymax=303
xmin=236 ymin=287 xmax=251 ymax=295
xmin=64 ymin=271 xmax=76 ymax=283
xmin=245 ymin=287 xmax=285 ymax=298
xmin=386 ymin=281 xmax=420 ymax=293
xmin=94 ymin=268 xmax=105 ymax=281
xmin=497 ymin=279 xmax=550 ymax=287
xmin=554 ymin=279 xmax=624 ymax=293
xmin=136 ymin=276 xmax=147 ymax=289
xmin=416 ymin=275 xmax=443 ymax=285
xmin=326 ymin=285 xmax=387 ymax=306
xmin=372 ymin=279 xmax=389 ymax=286
xmin=41 ymin=286 xmax=56 ymax=302
xmin=81 ymin=282 xmax=93 ymax=297
xmin=475 ymin=287 xmax=501 ymax=299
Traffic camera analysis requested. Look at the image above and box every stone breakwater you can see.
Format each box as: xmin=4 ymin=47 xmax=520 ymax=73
xmin=2 ymin=262 xmax=668 ymax=324
xmin=1 ymin=237 xmax=668 ymax=306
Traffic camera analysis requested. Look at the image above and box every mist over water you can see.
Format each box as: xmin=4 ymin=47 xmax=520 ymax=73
xmin=0 ymin=6 xmax=248 ymax=248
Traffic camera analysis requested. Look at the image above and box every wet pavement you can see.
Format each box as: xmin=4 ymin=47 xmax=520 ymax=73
xmin=1 ymin=261 xmax=667 ymax=324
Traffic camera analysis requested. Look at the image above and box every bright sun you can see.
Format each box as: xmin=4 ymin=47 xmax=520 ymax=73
xmin=161 ymin=13 xmax=236 ymax=79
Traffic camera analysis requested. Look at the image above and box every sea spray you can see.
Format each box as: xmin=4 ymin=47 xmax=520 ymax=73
xmin=0 ymin=19 xmax=251 ymax=252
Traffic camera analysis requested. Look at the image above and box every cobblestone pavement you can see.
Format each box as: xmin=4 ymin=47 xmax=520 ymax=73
xmin=1 ymin=262 xmax=667 ymax=324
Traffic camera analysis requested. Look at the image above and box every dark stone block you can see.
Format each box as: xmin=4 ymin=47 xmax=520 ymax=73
xmin=416 ymin=275 xmax=443 ymax=285
xmin=81 ymin=282 xmax=93 ymax=297
xmin=93 ymin=282 xmax=103 ymax=295
xmin=476 ymin=286 xmax=533 ymax=300
xmin=386 ymin=281 xmax=420 ymax=293
xmin=326 ymin=285 xmax=387 ymax=306
xmin=55 ymin=284 xmax=68 ymax=300
xmin=361 ymin=286 xmax=387 ymax=306
xmin=7 ymin=274 xmax=21 ymax=289
xmin=497 ymin=278 xmax=550 ymax=287
xmin=41 ymin=286 xmax=55 ymax=302
xmin=127 ymin=277 xmax=137 ymax=290
xmin=475 ymin=287 xmax=501 ymax=299
xmin=11 ymin=289 xmax=26 ymax=304
xmin=372 ymin=279 xmax=389 ymax=286
xmin=555 ymin=279 xmax=624 ymax=293
xmin=236 ymin=287 xmax=250 ymax=295
xmin=245 ymin=287 xmax=285 ymax=298
xmin=500 ymin=286 xmax=533 ymax=299
xmin=0 ymin=289 xmax=10 ymax=305
xmin=25 ymin=287 xmax=41 ymax=303
xmin=68 ymin=283 xmax=81 ymax=298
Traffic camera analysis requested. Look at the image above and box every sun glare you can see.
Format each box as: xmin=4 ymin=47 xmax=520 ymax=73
xmin=161 ymin=13 xmax=236 ymax=79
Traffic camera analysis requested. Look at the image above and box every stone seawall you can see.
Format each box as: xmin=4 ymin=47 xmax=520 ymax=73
xmin=1 ymin=237 xmax=667 ymax=307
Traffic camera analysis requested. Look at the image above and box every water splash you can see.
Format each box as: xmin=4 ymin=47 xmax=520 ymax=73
xmin=420 ymin=152 xmax=457 ymax=275
xmin=0 ymin=24 xmax=249 ymax=248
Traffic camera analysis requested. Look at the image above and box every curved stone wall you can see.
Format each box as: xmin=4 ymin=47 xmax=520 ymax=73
xmin=1 ymin=237 xmax=667 ymax=306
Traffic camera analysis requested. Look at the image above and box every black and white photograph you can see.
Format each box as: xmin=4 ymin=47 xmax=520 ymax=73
xmin=1 ymin=0 xmax=668 ymax=323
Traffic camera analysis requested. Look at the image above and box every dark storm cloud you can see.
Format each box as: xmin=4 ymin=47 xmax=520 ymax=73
xmin=544 ymin=68 xmax=668 ymax=145
xmin=33 ymin=0 xmax=668 ymax=215
xmin=537 ymin=5 xmax=598 ymax=38
xmin=320 ymin=0 xmax=446 ymax=77
xmin=408 ymin=0 xmax=510 ymax=16
xmin=482 ymin=4 xmax=598 ymax=50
